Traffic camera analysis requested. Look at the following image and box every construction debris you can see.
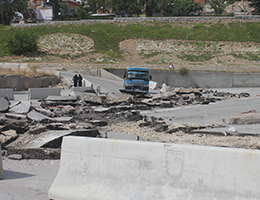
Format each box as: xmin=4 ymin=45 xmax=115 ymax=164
xmin=0 ymin=97 xmax=10 ymax=112
xmin=0 ymin=87 xmax=254 ymax=159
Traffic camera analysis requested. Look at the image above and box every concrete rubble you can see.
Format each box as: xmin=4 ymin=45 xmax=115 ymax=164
xmin=0 ymin=97 xmax=10 ymax=112
xmin=0 ymin=85 xmax=255 ymax=159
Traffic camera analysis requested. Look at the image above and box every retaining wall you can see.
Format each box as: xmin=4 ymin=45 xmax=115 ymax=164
xmin=12 ymin=15 xmax=260 ymax=27
xmin=0 ymin=75 xmax=60 ymax=91
xmin=48 ymin=136 xmax=260 ymax=200
xmin=107 ymin=69 xmax=260 ymax=88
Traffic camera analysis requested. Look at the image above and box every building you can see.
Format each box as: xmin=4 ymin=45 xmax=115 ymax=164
xmin=194 ymin=0 xmax=206 ymax=6
xmin=27 ymin=0 xmax=53 ymax=21
xmin=62 ymin=0 xmax=80 ymax=15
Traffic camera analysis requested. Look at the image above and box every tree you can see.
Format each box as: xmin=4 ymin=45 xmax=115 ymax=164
xmin=75 ymin=0 xmax=91 ymax=19
xmin=249 ymin=0 xmax=260 ymax=14
xmin=163 ymin=0 xmax=203 ymax=16
xmin=210 ymin=0 xmax=226 ymax=14
xmin=145 ymin=0 xmax=160 ymax=17
xmin=87 ymin=0 xmax=112 ymax=14
xmin=0 ymin=0 xmax=28 ymax=25
xmin=4 ymin=29 xmax=38 ymax=56
xmin=48 ymin=0 xmax=70 ymax=20
xmin=111 ymin=0 xmax=143 ymax=16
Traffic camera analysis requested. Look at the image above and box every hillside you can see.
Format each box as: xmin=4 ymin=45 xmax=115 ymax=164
xmin=0 ymin=21 xmax=260 ymax=71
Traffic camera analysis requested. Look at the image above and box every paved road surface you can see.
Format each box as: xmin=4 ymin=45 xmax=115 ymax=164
xmin=61 ymin=71 xmax=123 ymax=94
xmin=141 ymin=87 xmax=260 ymax=134
xmin=0 ymin=158 xmax=59 ymax=200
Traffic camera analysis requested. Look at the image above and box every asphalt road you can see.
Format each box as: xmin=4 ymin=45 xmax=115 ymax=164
xmin=61 ymin=71 xmax=123 ymax=94
xmin=0 ymin=158 xmax=60 ymax=200
xmin=141 ymin=87 xmax=260 ymax=134
xmin=141 ymin=95 xmax=260 ymax=124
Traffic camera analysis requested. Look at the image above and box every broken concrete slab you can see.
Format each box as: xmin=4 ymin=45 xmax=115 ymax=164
xmin=28 ymin=88 xmax=61 ymax=99
xmin=174 ymin=88 xmax=201 ymax=94
xmin=78 ymin=93 xmax=103 ymax=105
xmin=94 ymin=107 xmax=111 ymax=113
xmin=27 ymin=110 xmax=53 ymax=122
xmin=176 ymin=98 xmax=187 ymax=106
xmin=223 ymin=111 xmax=260 ymax=124
xmin=27 ymin=110 xmax=72 ymax=123
xmin=6 ymin=148 xmax=61 ymax=159
xmin=34 ymin=107 xmax=55 ymax=117
xmin=9 ymin=100 xmax=31 ymax=114
xmin=28 ymin=124 xmax=47 ymax=135
xmin=52 ymin=117 xmax=73 ymax=123
xmin=0 ymin=88 xmax=14 ymax=100
xmin=9 ymin=100 xmax=21 ymax=109
xmin=47 ymin=123 xmax=65 ymax=130
xmin=166 ymin=123 xmax=214 ymax=134
xmin=30 ymin=101 xmax=42 ymax=109
xmin=0 ymin=144 xmax=3 ymax=179
xmin=0 ymin=130 xmax=18 ymax=146
xmin=5 ymin=113 xmax=27 ymax=120
xmin=160 ymin=92 xmax=177 ymax=99
xmin=8 ymin=154 xmax=23 ymax=160
xmin=0 ymin=97 xmax=9 ymax=112
xmin=45 ymin=95 xmax=77 ymax=102
xmin=190 ymin=126 xmax=260 ymax=137
xmin=61 ymin=105 xmax=75 ymax=112
xmin=90 ymin=120 xmax=107 ymax=126
xmin=20 ymin=129 xmax=100 ymax=149
xmin=106 ymin=93 xmax=133 ymax=104
xmin=70 ymin=86 xmax=95 ymax=96
xmin=107 ymin=131 xmax=138 ymax=141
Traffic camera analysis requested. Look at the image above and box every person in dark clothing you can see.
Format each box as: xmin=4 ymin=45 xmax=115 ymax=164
xmin=78 ymin=74 xmax=83 ymax=87
xmin=73 ymin=74 xmax=78 ymax=87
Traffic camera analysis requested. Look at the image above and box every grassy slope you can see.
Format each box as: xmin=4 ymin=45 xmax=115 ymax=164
xmin=0 ymin=22 xmax=260 ymax=58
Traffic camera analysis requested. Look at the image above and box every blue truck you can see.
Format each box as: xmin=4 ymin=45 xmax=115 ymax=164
xmin=120 ymin=67 xmax=151 ymax=94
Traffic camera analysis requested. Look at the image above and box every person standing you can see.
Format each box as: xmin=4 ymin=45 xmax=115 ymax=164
xmin=78 ymin=74 xmax=83 ymax=87
xmin=73 ymin=74 xmax=78 ymax=87
xmin=169 ymin=63 xmax=174 ymax=70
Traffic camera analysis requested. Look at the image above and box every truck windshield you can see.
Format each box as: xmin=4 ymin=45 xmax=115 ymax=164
xmin=127 ymin=71 xmax=149 ymax=80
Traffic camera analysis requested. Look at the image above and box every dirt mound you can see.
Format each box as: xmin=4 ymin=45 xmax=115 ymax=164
xmin=38 ymin=33 xmax=94 ymax=55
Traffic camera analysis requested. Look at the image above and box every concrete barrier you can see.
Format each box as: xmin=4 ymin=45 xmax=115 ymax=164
xmin=0 ymin=144 xmax=3 ymax=179
xmin=70 ymin=85 xmax=95 ymax=96
xmin=0 ymin=89 xmax=14 ymax=100
xmin=82 ymin=78 xmax=93 ymax=88
xmin=48 ymin=136 xmax=260 ymax=200
xmin=107 ymin=69 xmax=260 ymax=88
xmin=28 ymin=88 xmax=61 ymax=99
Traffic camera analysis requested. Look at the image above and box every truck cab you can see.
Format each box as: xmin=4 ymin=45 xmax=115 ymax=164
xmin=123 ymin=67 xmax=151 ymax=94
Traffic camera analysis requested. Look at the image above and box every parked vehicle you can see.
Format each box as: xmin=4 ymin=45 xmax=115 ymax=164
xmin=120 ymin=67 xmax=151 ymax=94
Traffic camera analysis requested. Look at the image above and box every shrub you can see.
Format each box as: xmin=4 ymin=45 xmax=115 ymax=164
xmin=4 ymin=29 xmax=38 ymax=56
xmin=179 ymin=67 xmax=189 ymax=75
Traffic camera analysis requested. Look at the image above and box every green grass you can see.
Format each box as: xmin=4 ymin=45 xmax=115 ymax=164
xmin=229 ymin=52 xmax=260 ymax=61
xmin=1 ymin=21 xmax=260 ymax=59
xmin=139 ymin=51 xmax=161 ymax=58
xmin=176 ymin=53 xmax=215 ymax=62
